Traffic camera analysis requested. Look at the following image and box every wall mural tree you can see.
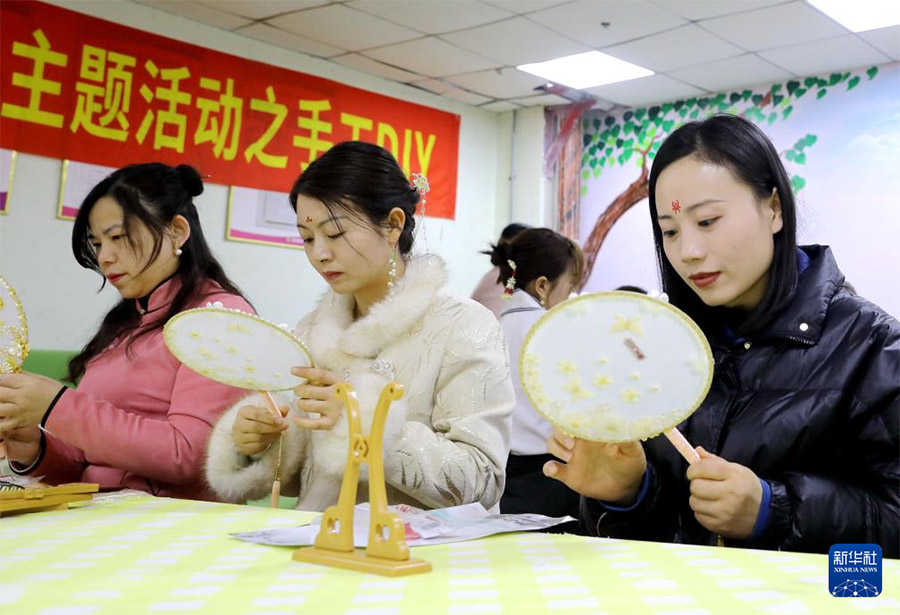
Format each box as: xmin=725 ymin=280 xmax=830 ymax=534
xmin=578 ymin=66 xmax=880 ymax=291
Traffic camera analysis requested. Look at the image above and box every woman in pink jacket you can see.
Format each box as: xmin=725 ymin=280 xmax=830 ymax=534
xmin=0 ymin=163 xmax=253 ymax=500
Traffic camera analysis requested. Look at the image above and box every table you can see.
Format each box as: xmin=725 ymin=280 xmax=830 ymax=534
xmin=1 ymin=493 xmax=895 ymax=615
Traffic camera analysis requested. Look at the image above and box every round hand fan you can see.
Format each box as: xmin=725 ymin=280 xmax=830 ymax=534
xmin=520 ymin=291 xmax=713 ymax=461
xmin=0 ymin=276 xmax=28 ymax=375
xmin=163 ymin=305 xmax=314 ymax=391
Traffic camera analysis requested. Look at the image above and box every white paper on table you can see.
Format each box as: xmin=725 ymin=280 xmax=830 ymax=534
xmin=231 ymin=502 xmax=574 ymax=548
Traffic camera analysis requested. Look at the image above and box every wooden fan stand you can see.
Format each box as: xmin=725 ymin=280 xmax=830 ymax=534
xmin=293 ymin=382 xmax=432 ymax=577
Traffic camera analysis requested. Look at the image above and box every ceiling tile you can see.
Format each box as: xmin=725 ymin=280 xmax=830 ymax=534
xmin=234 ymin=23 xmax=345 ymax=57
xmin=654 ymin=0 xmax=782 ymax=21
xmin=528 ymin=0 xmax=686 ymax=48
xmin=668 ymin=53 xmax=793 ymax=92
xmin=859 ymin=26 xmax=900 ymax=62
xmin=440 ymin=87 xmax=493 ymax=105
xmin=759 ymin=35 xmax=890 ymax=77
xmin=409 ymin=78 xmax=455 ymax=95
xmin=604 ymin=24 xmax=742 ymax=72
xmin=268 ymin=4 xmax=422 ymax=52
xmin=445 ymin=68 xmax=548 ymax=98
xmin=199 ymin=1 xmax=328 ymax=20
xmin=347 ymin=0 xmax=513 ymax=35
xmin=584 ymin=74 xmax=706 ymax=107
xmin=700 ymin=2 xmax=848 ymax=52
xmin=510 ymin=93 xmax=572 ymax=107
xmin=485 ymin=1 xmax=570 ymax=13
xmin=331 ymin=53 xmax=424 ymax=82
xmin=440 ymin=16 xmax=589 ymax=65
xmin=480 ymin=100 xmax=523 ymax=112
xmin=139 ymin=1 xmax=252 ymax=30
xmin=364 ymin=38 xmax=500 ymax=76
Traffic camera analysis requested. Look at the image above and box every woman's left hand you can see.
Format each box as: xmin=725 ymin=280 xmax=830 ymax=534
xmin=0 ymin=372 xmax=64 ymax=433
xmin=686 ymin=447 xmax=763 ymax=540
xmin=289 ymin=367 xmax=344 ymax=430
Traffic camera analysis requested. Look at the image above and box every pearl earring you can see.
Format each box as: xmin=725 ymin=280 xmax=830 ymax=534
xmin=174 ymin=247 xmax=183 ymax=256
xmin=387 ymin=247 xmax=398 ymax=294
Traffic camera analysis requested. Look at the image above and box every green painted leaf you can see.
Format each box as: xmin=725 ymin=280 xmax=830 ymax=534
xmin=608 ymin=157 xmax=615 ymax=167
xmin=599 ymin=156 xmax=606 ymax=166
xmin=593 ymin=167 xmax=602 ymax=178
xmin=867 ymin=66 xmax=878 ymax=80
xmin=592 ymin=118 xmax=602 ymax=131
xmin=804 ymin=77 xmax=818 ymax=88
xmin=653 ymin=116 xmax=663 ymax=127
xmin=583 ymin=134 xmax=592 ymax=147
xmin=829 ymin=73 xmax=843 ymax=85
xmin=686 ymin=98 xmax=698 ymax=108
xmin=605 ymin=147 xmax=613 ymax=156
xmin=589 ymin=158 xmax=598 ymax=168
xmin=581 ymin=185 xmax=588 ymax=196
xmin=793 ymin=137 xmax=806 ymax=151
xmin=673 ymin=100 xmax=684 ymax=111
xmin=634 ymin=108 xmax=646 ymax=120
xmin=742 ymin=90 xmax=752 ymax=101
xmin=786 ymin=80 xmax=800 ymax=95
xmin=662 ymin=120 xmax=674 ymax=132
xmin=679 ymin=108 xmax=687 ymax=117
xmin=616 ymin=138 xmax=624 ymax=148
xmin=617 ymin=154 xmax=625 ymax=165
xmin=796 ymin=152 xmax=806 ymax=164
xmin=783 ymin=105 xmax=793 ymax=120
xmin=791 ymin=175 xmax=806 ymax=192
xmin=582 ymin=170 xmax=590 ymax=180
xmin=697 ymin=97 xmax=710 ymax=109
xmin=817 ymin=78 xmax=828 ymax=88
xmin=611 ymin=124 xmax=621 ymax=137
xmin=768 ymin=112 xmax=777 ymax=125
xmin=661 ymin=103 xmax=673 ymax=114
xmin=624 ymin=138 xmax=634 ymax=148
xmin=847 ymin=76 xmax=860 ymax=90
xmin=624 ymin=150 xmax=633 ymax=161
xmin=806 ymin=134 xmax=817 ymax=147
xmin=691 ymin=109 xmax=699 ymax=119
xmin=771 ymin=84 xmax=782 ymax=94
xmin=817 ymin=89 xmax=827 ymax=99
xmin=636 ymin=156 xmax=643 ymax=168
xmin=648 ymin=105 xmax=661 ymax=119
xmin=752 ymin=94 xmax=764 ymax=105
xmin=785 ymin=150 xmax=796 ymax=162
xmin=795 ymin=87 xmax=807 ymax=98
xmin=773 ymin=94 xmax=784 ymax=106
xmin=624 ymin=122 xmax=633 ymax=135
xmin=624 ymin=110 xmax=634 ymax=122
xmin=605 ymin=115 xmax=616 ymax=127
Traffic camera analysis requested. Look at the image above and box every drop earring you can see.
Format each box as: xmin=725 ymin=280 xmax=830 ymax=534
xmin=387 ymin=247 xmax=398 ymax=295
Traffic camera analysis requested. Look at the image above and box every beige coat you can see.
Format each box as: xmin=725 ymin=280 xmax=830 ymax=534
xmin=205 ymin=255 xmax=514 ymax=511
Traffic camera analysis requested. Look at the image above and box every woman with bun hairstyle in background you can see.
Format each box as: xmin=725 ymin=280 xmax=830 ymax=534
xmin=493 ymin=228 xmax=585 ymax=523
xmin=0 ymin=163 xmax=254 ymax=501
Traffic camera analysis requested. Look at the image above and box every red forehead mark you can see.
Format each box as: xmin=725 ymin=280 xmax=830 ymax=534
xmin=671 ymin=200 xmax=681 ymax=214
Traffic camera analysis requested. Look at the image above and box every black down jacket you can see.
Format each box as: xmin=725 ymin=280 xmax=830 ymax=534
xmin=582 ymin=245 xmax=900 ymax=557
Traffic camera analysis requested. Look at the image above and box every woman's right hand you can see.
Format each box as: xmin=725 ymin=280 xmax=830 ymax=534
xmin=3 ymin=425 xmax=42 ymax=467
xmin=543 ymin=428 xmax=647 ymax=505
xmin=231 ymin=403 xmax=289 ymax=457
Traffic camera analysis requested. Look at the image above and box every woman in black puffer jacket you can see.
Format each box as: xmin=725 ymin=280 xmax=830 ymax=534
xmin=544 ymin=115 xmax=899 ymax=556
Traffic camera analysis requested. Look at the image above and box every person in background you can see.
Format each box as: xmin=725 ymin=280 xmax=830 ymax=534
xmin=544 ymin=115 xmax=899 ymax=555
xmin=472 ymin=223 xmax=531 ymax=317
xmin=205 ymin=141 xmax=514 ymax=512
xmin=0 ymin=163 xmax=254 ymax=500
xmin=493 ymin=228 xmax=585 ymax=525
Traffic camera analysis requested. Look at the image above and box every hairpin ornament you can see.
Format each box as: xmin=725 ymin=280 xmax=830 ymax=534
xmin=411 ymin=173 xmax=429 ymax=217
xmin=502 ymin=259 xmax=517 ymax=300
xmin=671 ymin=200 xmax=682 ymax=214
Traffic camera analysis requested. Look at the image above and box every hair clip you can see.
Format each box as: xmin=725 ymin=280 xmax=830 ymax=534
xmin=502 ymin=259 xmax=517 ymax=299
xmin=411 ymin=172 xmax=430 ymax=217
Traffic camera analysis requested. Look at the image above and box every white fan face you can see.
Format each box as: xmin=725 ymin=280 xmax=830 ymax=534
xmin=520 ymin=292 xmax=713 ymax=443
xmin=0 ymin=276 xmax=28 ymax=374
xmin=164 ymin=308 xmax=314 ymax=391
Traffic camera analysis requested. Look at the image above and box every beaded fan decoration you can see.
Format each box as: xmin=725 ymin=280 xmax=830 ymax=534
xmin=520 ymin=291 xmax=713 ymax=443
xmin=0 ymin=276 xmax=28 ymax=375
xmin=163 ymin=305 xmax=314 ymax=391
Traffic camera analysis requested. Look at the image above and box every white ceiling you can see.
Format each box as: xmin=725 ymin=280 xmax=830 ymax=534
xmin=136 ymin=0 xmax=898 ymax=112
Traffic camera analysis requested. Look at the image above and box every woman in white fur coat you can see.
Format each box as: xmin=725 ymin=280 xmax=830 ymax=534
xmin=205 ymin=142 xmax=514 ymax=512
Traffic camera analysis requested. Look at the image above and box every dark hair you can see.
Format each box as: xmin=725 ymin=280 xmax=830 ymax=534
xmin=289 ymin=141 xmax=419 ymax=255
xmin=68 ymin=163 xmax=247 ymax=382
xmin=490 ymin=228 xmax=584 ymax=292
xmin=616 ymin=285 xmax=648 ymax=294
xmin=648 ymin=114 xmax=797 ymax=336
xmin=500 ymin=223 xmax=531 ymax=242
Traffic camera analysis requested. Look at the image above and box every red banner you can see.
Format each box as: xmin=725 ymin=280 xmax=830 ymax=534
xmin=0 ymin=1 xmax=460 ymax=218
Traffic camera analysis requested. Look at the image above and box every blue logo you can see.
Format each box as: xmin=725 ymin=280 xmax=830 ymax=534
xmin=830 ymin=544 xmax=882 ymax=597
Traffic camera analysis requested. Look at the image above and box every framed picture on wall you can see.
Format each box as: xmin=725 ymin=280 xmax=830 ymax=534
xmin=225 ymin=186 xmax=304 ymax=250
xmin=0 ymin=149 xmax=16 ymax=215
xmin=57 ymin=160 xmax=117 ymax=221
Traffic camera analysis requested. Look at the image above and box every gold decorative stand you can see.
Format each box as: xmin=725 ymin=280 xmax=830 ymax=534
xmin=293 ymin=382 xmax=432 ymax=576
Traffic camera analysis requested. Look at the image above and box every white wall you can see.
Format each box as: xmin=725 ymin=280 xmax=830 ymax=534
xmin=0 ymin=0 xmax=514 ymax=350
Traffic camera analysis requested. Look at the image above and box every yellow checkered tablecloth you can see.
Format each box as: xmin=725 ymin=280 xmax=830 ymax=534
xmin=1 ymin=494 xmax=895 ymax=614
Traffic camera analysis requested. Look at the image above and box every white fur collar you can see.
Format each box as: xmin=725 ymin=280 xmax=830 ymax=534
xmin=307 ymin=254 xmax=447 ymax=360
